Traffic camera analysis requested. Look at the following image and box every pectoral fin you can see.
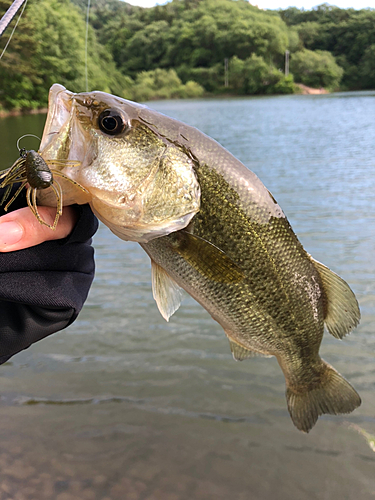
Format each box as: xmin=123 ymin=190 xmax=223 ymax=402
xmin=167 ymin=231 xmax=244 ymax=284
xmin=312 ymin=258 xmax=360 ymax=339
xmin=227 ymin=337 xmax=272 ymax=361
xmin=151 ymin=260 xmax=183 ymax=322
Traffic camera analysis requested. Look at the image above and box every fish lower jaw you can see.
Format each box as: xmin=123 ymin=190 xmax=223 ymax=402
xmin=107 ymin=222 xmax=185 ymax=243
xmin=86 ymin=185 xmax=139 ymax=208
xmin=91 ymin=204 xmax=196 ymax=243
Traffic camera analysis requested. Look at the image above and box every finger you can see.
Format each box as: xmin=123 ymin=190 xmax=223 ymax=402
xmin=0 ymin=205 xmax=78 ymax=252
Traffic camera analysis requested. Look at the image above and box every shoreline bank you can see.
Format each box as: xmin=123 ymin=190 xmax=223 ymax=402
xmin=296 ymin=84 xmax=329 ymax=95
xmin=0 ymin=107 xmax=48 ymax=118
xmin=0 ymin=86 xmax=329 ymax=117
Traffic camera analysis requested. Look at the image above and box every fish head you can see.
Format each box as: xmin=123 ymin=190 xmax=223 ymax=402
xmin=39 ymin=84 xmax=200 ymax=242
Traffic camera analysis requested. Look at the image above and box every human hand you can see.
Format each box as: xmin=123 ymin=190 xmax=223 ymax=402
xmin=0 ymin=206 xmax=78 ymax=252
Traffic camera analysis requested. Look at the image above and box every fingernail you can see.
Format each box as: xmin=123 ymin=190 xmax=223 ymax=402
xmin=0 ymin=221 xmax=24 ymax=247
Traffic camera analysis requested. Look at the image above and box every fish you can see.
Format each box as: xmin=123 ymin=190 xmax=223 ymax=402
xmin=37 ymin=84 xmax=361 ymax=432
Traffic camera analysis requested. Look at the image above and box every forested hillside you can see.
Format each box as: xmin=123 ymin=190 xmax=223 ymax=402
xmin=0 ymin=0 xmax=374 ymax=111
xmin=280 ymin=5 xmax=375 ymax=90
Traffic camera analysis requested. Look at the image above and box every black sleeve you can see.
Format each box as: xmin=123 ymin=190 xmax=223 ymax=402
xmin=0 ymin=185 xmax=99 ymax=364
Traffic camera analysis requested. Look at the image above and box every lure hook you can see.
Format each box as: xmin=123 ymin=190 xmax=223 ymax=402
xmin=16 ymin=133 xmax=41 ymax=152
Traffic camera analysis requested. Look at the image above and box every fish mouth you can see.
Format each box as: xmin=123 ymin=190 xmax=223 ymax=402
xmin=40 ymin=84 xmax=88 ymax=168
xmin=40 ymin=85 xmax=72 ymax=153
xmin=37 ymin=84 xmax=92 ymax=207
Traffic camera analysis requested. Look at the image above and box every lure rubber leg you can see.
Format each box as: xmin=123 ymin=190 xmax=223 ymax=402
xmin=3 ymin=181 xmax=27 ymax=212
xmin=53 ymin=171 xmax=89 ymax=193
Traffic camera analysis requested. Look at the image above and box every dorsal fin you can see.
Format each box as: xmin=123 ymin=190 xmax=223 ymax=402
xmin=151 ymin=260 xmax=183 ymax=322
xmin=312 ymin=258 xmax=360 ymax=339
xmin=228 ymin=337 xmax=272 ymax=361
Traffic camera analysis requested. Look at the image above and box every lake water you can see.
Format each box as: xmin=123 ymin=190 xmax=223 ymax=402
xmin=0 ymin=92 xmax=375 ymax=500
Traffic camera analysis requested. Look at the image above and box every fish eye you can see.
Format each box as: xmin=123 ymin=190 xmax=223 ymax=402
xmin=98 ymin=109 xmax=127 ymax=136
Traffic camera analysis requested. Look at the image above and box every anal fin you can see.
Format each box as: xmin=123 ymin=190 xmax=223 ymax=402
xmin=151 ymin=260 xmax=183 ymax=322
xmin=228 ymin=337 xmax=272 ymax=361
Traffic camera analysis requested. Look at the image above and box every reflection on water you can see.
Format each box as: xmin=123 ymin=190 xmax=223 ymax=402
xmin=0 ymin=92 xmax=375 ymax=499
xmin=348 ymin=424 xmax=375 ymax=453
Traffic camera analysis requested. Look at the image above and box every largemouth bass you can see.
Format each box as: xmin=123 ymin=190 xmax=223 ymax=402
xmin=38 ymin=84 xmax=361 ymax=432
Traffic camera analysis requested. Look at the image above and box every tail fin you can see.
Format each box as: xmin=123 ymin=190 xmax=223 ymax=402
xmin=286 ymin=360 xmax=361 ymax=433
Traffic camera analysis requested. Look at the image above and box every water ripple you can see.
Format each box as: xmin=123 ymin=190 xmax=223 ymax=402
xmin=7 ymin=394 xmax=267 ymax=424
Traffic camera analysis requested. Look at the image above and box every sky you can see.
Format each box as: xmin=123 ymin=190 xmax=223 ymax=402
xmin=125 ymin=0 xmax=374 ymax=10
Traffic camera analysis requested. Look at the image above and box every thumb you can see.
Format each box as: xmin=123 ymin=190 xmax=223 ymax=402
xmin=0 ymin=205 xmax=78 ymax=252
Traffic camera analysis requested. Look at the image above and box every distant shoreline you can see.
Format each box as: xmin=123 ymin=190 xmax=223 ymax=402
xmin=0 ymin=107 xmax=48 ymax=118
xmin=0 ymin=86 xmax=329 ymax=117
xmin=296 ymin=84 xmax=329 ymax=95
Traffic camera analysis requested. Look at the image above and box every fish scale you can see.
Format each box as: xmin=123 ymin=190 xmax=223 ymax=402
xmin=143 ymin=162 xmax=323 ymax=352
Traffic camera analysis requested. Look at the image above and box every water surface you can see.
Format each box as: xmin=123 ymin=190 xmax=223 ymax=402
xmin=0 ymin=92 xmax=375 ymax=500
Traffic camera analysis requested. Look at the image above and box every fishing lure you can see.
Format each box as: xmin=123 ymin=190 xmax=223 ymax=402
xmin=0 ymin=149 xmax=87 ymax=229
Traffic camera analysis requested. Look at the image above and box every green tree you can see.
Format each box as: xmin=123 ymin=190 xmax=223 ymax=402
xmin=0 ymin=0 xmax=128 ymax=110
xmin=230 ymin=54 xmax=295 ymax=95
xmin=117 ymin=20 xmax=170 ymax=74
xmin=358 ymin=44 xmax=375 ymax=89
xmin=290 ymin=49 xmax=344 ymax=89
xmin=130 ymin=68 xmax=204 ymax=101
xmin=177 ymin=63 xmax=223 ymax=92
xmin=280 ymin=4 xmax=375 ymax=90
xmin=280 ymin=3 xmax=355 ymax=26
xmin=102 ymin=0 xmax=291 ymax=75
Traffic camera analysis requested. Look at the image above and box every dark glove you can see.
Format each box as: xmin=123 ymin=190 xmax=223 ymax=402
xmin=0 ymin=185 xmax=98 ymax=364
